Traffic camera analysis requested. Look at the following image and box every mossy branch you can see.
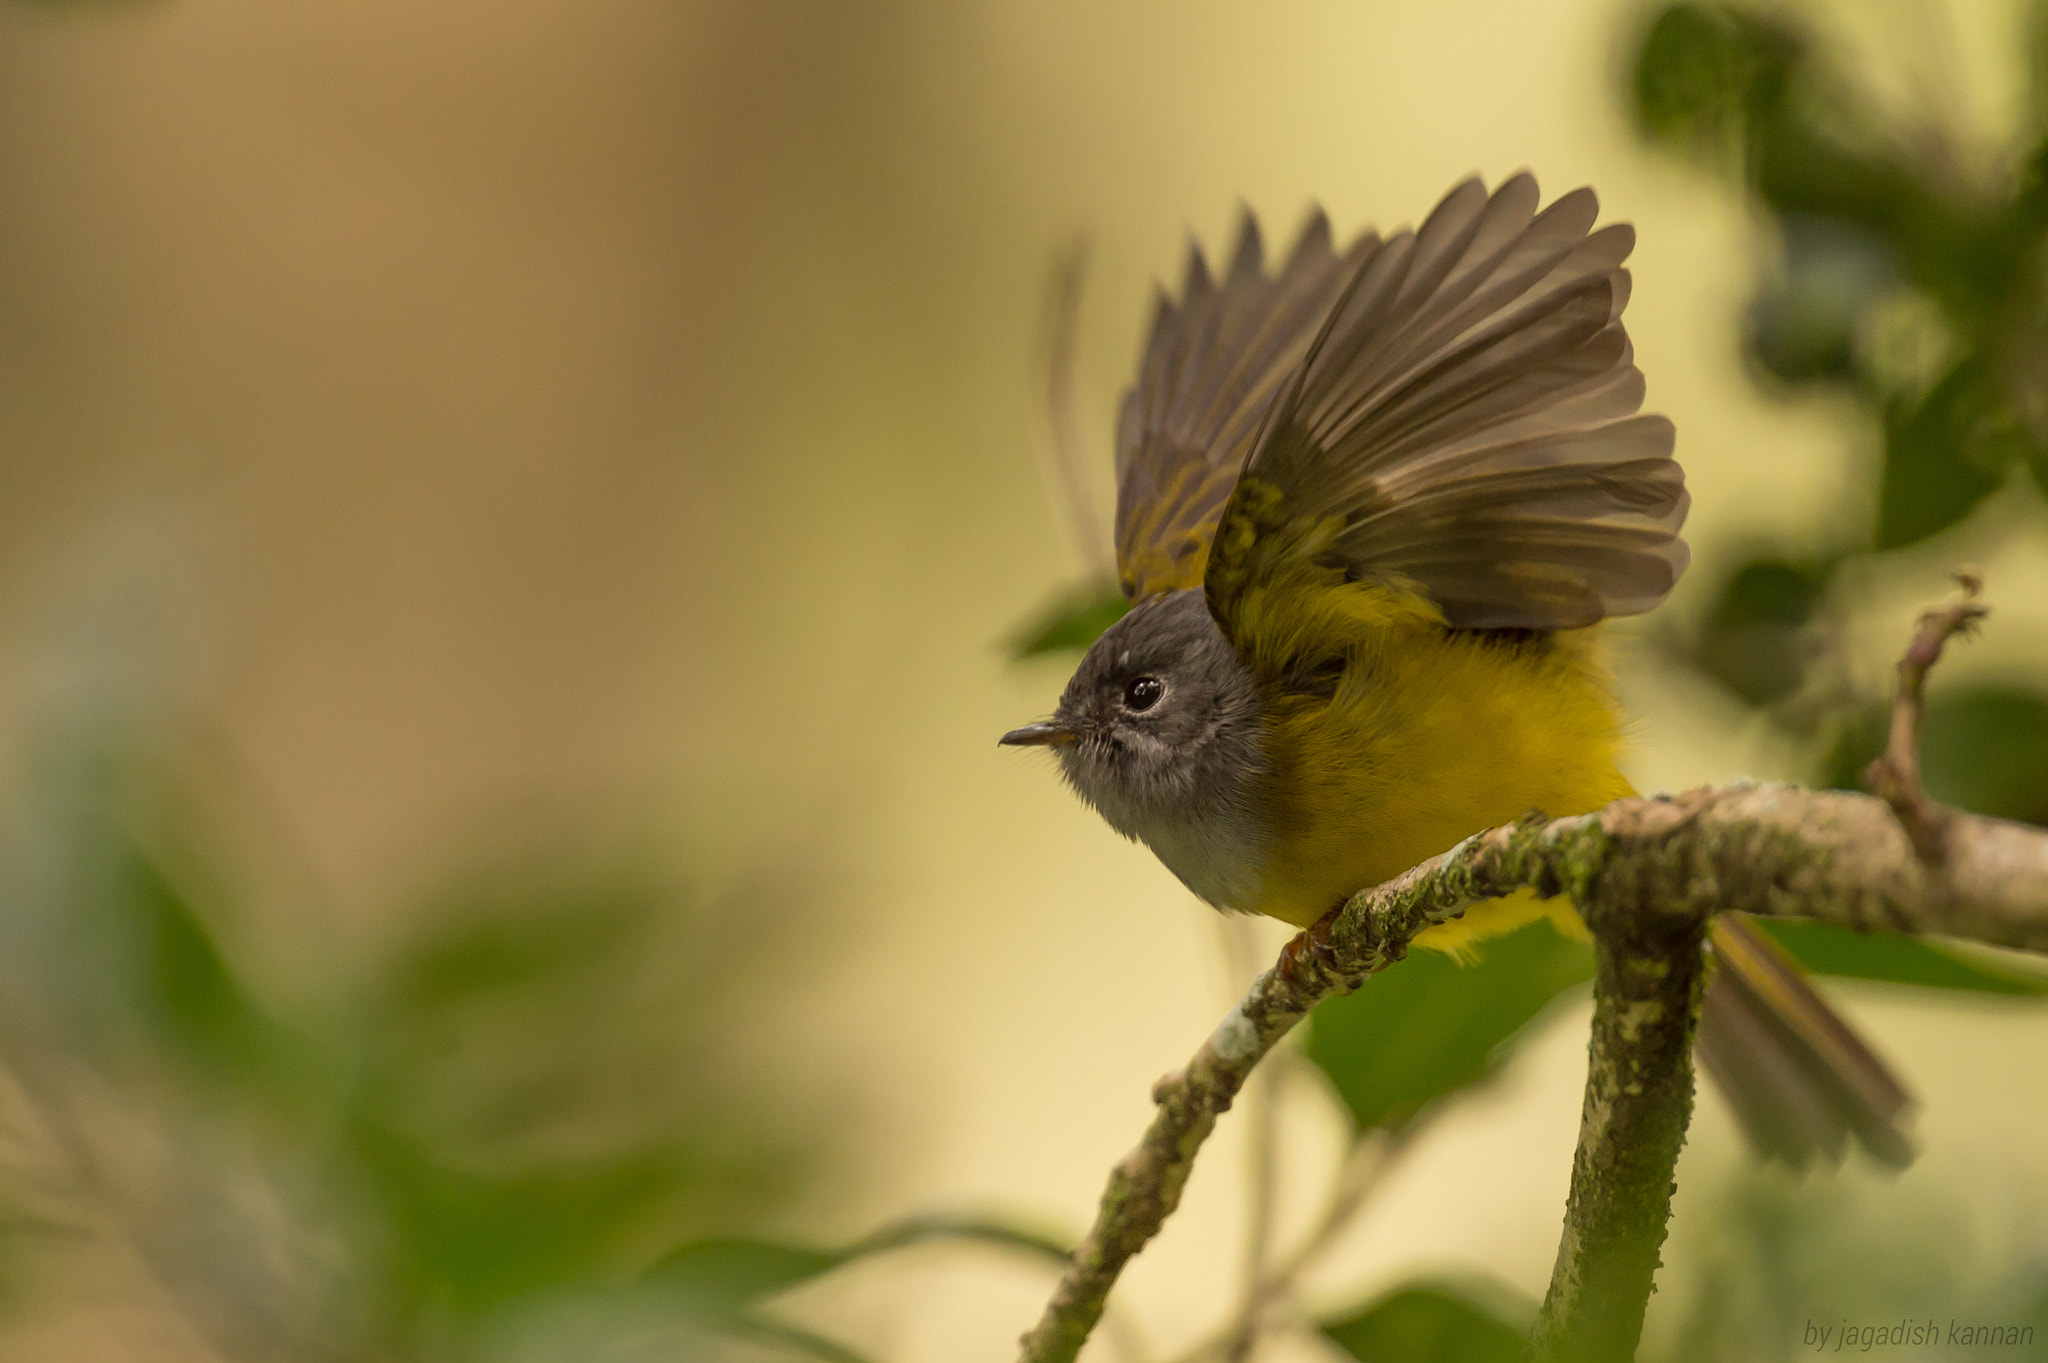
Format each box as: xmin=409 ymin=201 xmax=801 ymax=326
xmin=1525 ymin=819 xmax=1710 ymax=1363
xmin=1015 ymin=781 xmax=2048 ymax=1362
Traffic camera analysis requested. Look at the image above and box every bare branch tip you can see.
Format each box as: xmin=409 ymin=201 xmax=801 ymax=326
xmin=1871 ymin=570 xmax=1991 ymax=863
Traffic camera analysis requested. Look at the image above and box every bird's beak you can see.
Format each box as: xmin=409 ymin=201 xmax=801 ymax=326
xmin=999 ymin=721 xmax=1079 ymax=748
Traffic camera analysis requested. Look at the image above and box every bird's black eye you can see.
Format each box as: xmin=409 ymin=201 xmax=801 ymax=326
xmin=1123 ymin=676 xmax=1165 ymax=712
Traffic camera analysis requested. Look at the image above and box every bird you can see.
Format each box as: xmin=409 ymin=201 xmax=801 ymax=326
xmin=1000 ymin=172 xmax=1913 ymax=1167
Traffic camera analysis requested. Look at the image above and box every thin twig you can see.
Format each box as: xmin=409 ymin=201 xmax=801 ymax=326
xmin=1039 ymin=236 xmax=1112 ymax=580
xmin=1210 ymin=914 xmax=1279 ymax=1363
xmin=1864 ymin=569 xmax=1987 ymax=863
xmin=1260 ymin=1119 xmax=1418 ymax=1309
xmin=1219 ymin=1063 xmax=1279 ymax=1363
xmin=1014 ymin=822 xmax=1511 ymax=1363
xmin=1184 ymin=1118 xmax=1421 ymax=1363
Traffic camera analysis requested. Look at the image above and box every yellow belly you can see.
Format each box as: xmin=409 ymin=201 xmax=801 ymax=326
xmin=1236 ymin=577 xmax=1633 ymax=947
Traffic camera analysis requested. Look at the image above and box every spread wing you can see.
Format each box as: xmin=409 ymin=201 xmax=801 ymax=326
xmin=1113 ymin=212 xmax=1364 ymax=601
xmin=1204 ymin=173 xmax=1688 ymax=638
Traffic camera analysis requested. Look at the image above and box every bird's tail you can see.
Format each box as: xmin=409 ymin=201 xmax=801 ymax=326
xmin=1695 ymin=914 xmax=1916 ymax=1167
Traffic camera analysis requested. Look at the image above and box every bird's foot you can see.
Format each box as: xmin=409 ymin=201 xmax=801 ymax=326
xmin=1278 ymin=902 xmax=1346 ymax=982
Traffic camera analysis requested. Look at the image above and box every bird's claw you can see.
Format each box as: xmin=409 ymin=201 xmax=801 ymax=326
xmin=1278 ymin=903 xmax=1346 ymax=981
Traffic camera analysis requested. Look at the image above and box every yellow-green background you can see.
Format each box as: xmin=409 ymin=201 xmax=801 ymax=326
xmin=2 ymin=1 xmax=2046 ymax=1358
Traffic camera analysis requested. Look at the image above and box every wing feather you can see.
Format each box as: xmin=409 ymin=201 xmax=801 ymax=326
xmin=1113 ymin=212 xmax=1360 ymax=600
xmin=1208 ymin=173 xmax=1687 ymax=636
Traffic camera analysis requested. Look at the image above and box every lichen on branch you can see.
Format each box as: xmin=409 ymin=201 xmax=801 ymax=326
xmin=1016 ymin=780 xmax=2048 ymax=1362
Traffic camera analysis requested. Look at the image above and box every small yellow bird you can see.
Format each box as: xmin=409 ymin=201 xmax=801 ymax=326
xmin=1003 ymin=173 xmax=1911 ymax=1165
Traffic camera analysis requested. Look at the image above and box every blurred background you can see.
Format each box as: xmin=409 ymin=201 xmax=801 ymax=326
xmin=2 ymin=0 xmax=2048 ymax=1359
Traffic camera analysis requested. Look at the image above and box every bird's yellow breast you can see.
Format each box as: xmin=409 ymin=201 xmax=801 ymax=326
xmin=1230 ymin=571 xmax=1633 ymax=944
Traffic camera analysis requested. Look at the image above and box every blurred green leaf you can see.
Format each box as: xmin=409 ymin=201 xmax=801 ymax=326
xmin=1922 ymin=688 xmax=2048 ymax=826
xmin=1818 ymin=704 xmax=1889 ymax=795
xmin=1 ymin=704 xmax=837 ymax=1354
xmin=648 ymin=1237 xmax=842 ymax=1316
xmin=121 ymin=845 xmax=279 ymax=1070
xmin=723 ymin=1317 xmax=878 ymax=1363
xmin=1631 ymin=4 xmax=2016 ymax=321
xmin=1692 ymin=554 xmax=1833 ymax=706
xmin=1753 ymin=145 xmax=1966 ymax=314
xmin=351 ymin=1115 xmax=719 ymax=1314
xmin=337 ymin=853 xmax=818 ymax=1321
xmin=2030 ymin=0 xmax=2048 ymax=139
xmin=844 ymin=1211 xmax=1071 ymax=1265
xmin=1822 ymin=686 xmax=2048 ymax=826
xmin=378 ymin=879 xmax=654 ymax=1021
xmin=1631 ymin=3 xmax=1798 ymax=160
xmin=99 ymin=831 xmax=331 ymax=1105
xmin=1305 ymin=917 xmax=1592 ymax=1132
xmin=1321 ymin=1277 xmax=1532 ymax=1363
xmin=1007 ymin=578 xmax=1127 ymax=659
xmin=1757 ymin=919 xmax=2048 ymax=996
xmin=1746 ymin=217 xmax=1895 ymax=385
xmin=1645 ymin=1165 xmax=2048 ymax=1363
xmin=646 ymin=1213 xmax=1071 ymax=1318
xmin=1878 ymin=361 xmax=2022 ymax=549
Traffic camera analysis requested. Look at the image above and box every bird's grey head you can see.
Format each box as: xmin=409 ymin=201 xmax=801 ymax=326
xmin=1000 ymin=588 xmax=1267 ymax=840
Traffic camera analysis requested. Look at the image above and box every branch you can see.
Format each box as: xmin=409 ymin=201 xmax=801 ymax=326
xmin=1864 ymin=570 xmax=1987 ymax=863
xmin=1526 ymin=844 xmax=1708 ymax=1362
xmin=1013 ymin=825 xmax=1505 ymax=1363
xmin=1534 ymin=571 xmax=1988 ymax=1361
xmin=1015 ymin=784 xmax=2048 ymax=1362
